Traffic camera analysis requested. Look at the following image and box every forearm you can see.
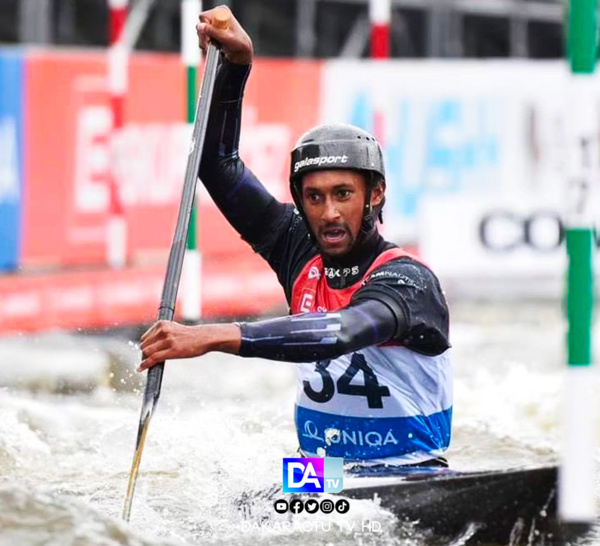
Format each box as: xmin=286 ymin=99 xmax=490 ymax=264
xmin=203 ymin=323 xmax=242 ymax=355
xmin=199 ymin=56 xmax=250 ymax=166
xmin=138 ymin=300 xmax=401 ymax=371
xmin=198 ymin=57 xmax=287 ymax=246
xmin=238 ymin=299 xmax=403 ymax=363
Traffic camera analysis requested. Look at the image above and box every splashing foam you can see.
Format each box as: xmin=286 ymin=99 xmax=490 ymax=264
xmin=0 ymin=485 xmax=176 ymax=546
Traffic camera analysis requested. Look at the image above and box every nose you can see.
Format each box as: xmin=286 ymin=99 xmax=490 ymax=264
xmin=322 ymin=196 xmax=341 ymax=222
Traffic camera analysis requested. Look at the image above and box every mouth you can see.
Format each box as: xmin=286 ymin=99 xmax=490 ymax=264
xmin=320 ymin=227 xmax=348 ymax=245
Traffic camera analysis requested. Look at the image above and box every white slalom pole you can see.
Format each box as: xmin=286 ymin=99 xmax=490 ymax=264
xmin=180 ymin=0 xmax=202 ymax=322
xmin=369 ymin=0 xmax=391 ymax=59
xmin=559 ymin=0 xmax=598 ymax=535
xmin=123 ymin=0 xmax=158 ymax=52
xmin=107 ymin=0 xmax=128 ymax=268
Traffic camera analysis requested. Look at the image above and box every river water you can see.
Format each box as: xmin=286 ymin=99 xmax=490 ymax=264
xmin=1 ymin=301 xmax=599 ymax=545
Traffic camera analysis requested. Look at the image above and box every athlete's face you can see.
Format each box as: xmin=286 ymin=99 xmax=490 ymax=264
xmin=301 ymin=170 xmax=384 ymax=257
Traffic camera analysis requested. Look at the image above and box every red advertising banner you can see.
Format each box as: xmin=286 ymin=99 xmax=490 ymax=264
xmin=23 ymin=52 xmax=322 ymax=268
xmin=0 ymin=253 xmax=283 ymax=334
xmin=7 ymin=51 xmax=321 ymax=333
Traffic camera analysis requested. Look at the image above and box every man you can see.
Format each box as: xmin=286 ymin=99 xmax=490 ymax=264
xmin=139 ymin=6 xmax=452 ymax=466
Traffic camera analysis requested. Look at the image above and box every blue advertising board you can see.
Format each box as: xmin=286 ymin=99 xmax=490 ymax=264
xmin=0 ymin=50 xmax=24 ymax=270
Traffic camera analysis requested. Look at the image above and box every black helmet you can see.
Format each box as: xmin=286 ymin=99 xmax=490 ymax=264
xmin=290 ymin=123 xmax=385 ymax=187
xmin=289 ymin=123 xmax=386 ymax=238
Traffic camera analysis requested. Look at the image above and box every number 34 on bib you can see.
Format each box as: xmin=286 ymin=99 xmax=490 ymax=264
xmin=303 ymin=353 xmax=391 ymax=409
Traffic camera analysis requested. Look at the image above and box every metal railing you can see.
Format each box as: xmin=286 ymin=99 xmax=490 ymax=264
xmin=5 ymin=0 xmax=565 ymax=58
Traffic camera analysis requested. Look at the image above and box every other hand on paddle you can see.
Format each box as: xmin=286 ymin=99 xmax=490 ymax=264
xmin=138 ymin=321 xmax=241 ymax=372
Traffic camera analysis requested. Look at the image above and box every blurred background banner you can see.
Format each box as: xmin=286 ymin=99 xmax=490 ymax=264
xmin=322 ymin=60 xmax=600 ymax=296
xmin=19 ymin=52 xmax=321 ymax=269
xmin=24 ymin=51 xmax=189 ymax=267
xmin=0 ymin=50 xmax=24 ymax=271
xmin=4 ymin=52 xmax=600 ymax=329
xmin=322 ymin=61 xmax=572 ymax=242
xmin=0 ymin=0 xmax=594 ymax=331
xmin=0 ymin=49 xmax=323 ymax=333
xmin=13 ymin=49 xmax=320 ymax=267
xmin=13 ymin=54 xmax=596 ymax=266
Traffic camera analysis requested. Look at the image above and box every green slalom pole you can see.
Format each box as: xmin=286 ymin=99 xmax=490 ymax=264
xmin=181 ymin=0 xmax=202 ymax=322
xmin=559 ymin=0 xmax=598 ymax=530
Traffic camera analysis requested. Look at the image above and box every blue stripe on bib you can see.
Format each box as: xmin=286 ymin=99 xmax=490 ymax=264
xmin=296 ymin=404 xmax=452 ymax=460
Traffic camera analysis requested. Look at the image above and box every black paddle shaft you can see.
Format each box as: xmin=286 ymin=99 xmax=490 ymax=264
xmin=139 ymin=42 xmax=222 ymax=437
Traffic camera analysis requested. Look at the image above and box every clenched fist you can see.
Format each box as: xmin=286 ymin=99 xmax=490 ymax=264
xmin=196 ymin=5 xmax=253 ymax=65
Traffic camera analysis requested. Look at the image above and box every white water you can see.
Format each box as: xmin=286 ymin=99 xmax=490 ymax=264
xmin=1 ymin=302 xmax=600 ymax=545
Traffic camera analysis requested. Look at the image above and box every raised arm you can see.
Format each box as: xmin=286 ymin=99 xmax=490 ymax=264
xmin=196 ymin=7 xmax=289 ymax=250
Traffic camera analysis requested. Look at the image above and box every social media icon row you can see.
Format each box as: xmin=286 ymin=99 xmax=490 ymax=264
xmin=273 ymin=498 xmax=350 ymax=514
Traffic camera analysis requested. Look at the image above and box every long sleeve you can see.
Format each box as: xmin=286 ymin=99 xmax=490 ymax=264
xmin=197 ymin=56 xmax=317 ymax=301
xmin=238 ymin=299 xmax=402 ymax=362
xmin=198 ymin=56 xmax=288 ymax=251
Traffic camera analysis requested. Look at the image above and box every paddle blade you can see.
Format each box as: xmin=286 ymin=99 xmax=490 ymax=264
xmin=122 ymin=363 xmax=164 ymax=521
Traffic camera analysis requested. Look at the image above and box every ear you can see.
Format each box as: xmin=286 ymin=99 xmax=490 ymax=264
xmin=370 ymin=179 xmax=385 ymax=208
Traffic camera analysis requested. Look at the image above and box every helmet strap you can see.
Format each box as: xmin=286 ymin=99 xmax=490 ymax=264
xmin=358 ymin=178 xmax=375 ymax=239
xmin=364 ymin=184 xmax=373 ymax=215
